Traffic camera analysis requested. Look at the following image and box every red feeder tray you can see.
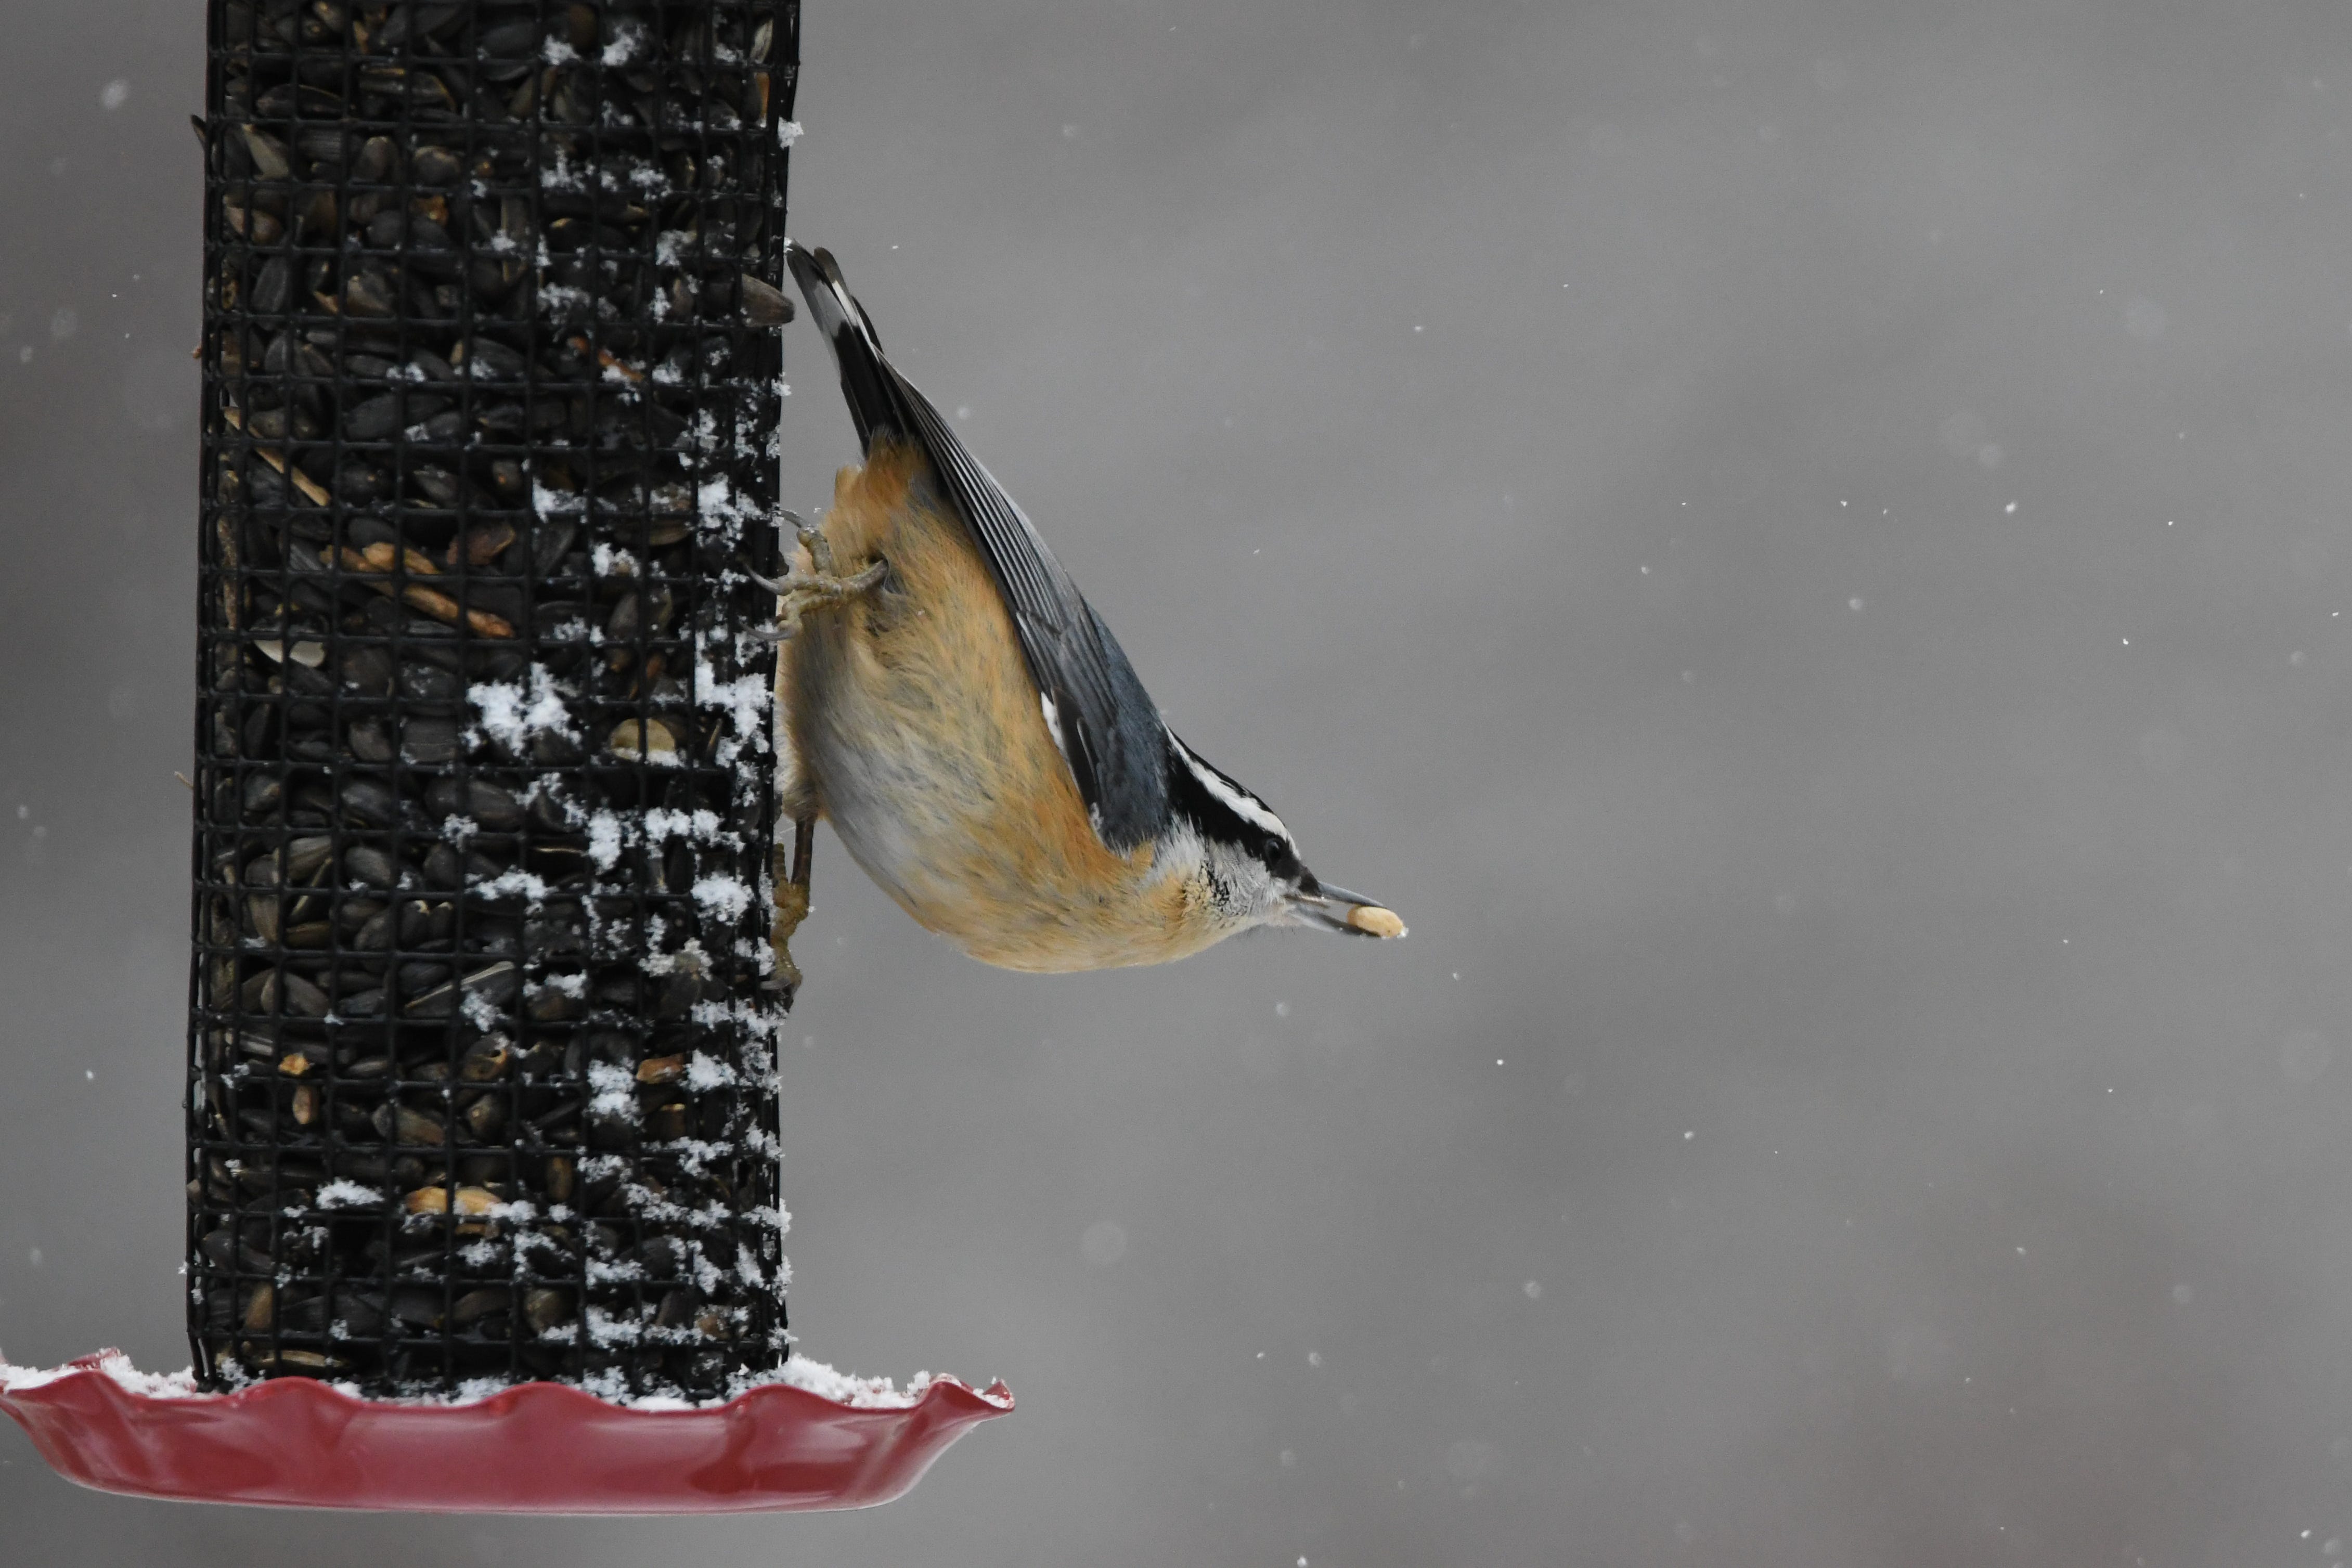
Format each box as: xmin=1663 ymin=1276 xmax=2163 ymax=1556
xmin=0 ymin=1352 xmax=1010 ymax=1513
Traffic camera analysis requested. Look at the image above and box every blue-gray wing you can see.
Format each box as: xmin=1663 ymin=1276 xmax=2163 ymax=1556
xmin=787 ymin=243 xmax=1171 ymax=851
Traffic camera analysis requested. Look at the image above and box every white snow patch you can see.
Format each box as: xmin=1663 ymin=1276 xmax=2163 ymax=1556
xmin=531 ymin=480 xmax=586 ymax=515
xmin=695 ymin=656 xmax=771 ymax=738
xmin=470 ymin=666 xmax=577 ymax=751
xmin=0 ymin=1357 xmax=981 ymax=1413
xmin=645 ymin=807 xmax=725 ymax=843
xmin=587 ymin=1060 xmax=638 ymax=1120
xmin=0 ymin=1352 xmax=202 ymax=1400
xmin=472 ymin=868 xmax=552 ymax=902
xmin=697 ymin=474 xmax=761 ymax=533
xmin=315 ymin=1180 xmax=384 ymax=1210
xmin=600 ymin=25 xmax=643 ymax=65
xmin=586 ymin=809 xmax=626 ymax=870
xmin=683 ymin=1051 xmax=739 ymax=1091
xmin=692 ymin=874 xmax=753 ymax=922
xmin=745 ymin=1357 xmax=1008 ymax=1411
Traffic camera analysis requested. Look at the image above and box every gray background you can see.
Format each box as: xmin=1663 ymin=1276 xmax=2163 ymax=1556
xmin=3 ymin=0 xmax=2350 ymax=1563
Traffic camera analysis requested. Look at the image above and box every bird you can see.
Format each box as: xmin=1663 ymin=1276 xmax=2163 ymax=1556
xmin=757 ymin=241 xmax=1403 ymax=977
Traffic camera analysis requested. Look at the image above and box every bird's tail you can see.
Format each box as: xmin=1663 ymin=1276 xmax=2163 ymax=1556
xmin=786 ymin=241 xmax=914 ymax=451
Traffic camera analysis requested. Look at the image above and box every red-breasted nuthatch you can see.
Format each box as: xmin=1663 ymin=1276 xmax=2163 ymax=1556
xmin=758 ymin=242 xmax=1404 ymax=975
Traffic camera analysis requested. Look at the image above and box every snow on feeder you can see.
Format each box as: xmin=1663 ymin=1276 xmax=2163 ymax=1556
xmin=0 ymin=0 xmax=1006 ymax=1512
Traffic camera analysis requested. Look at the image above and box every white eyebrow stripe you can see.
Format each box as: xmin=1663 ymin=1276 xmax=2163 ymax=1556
xmin=1177 ymin=743 xmax=1293 ymax=843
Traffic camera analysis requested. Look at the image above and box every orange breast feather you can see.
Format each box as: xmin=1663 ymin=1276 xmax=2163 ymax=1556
xmin=783 ymin=444 xmax=1220 ymax=971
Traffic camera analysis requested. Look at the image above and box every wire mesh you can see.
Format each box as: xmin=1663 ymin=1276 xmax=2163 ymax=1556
xmin=189 ymin=0 xmax=798 ymax=1401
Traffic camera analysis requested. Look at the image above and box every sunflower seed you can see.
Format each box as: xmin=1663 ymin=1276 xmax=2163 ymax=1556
xmin=341 ymin=845 xmax=397 ymax=888
xmin=608 ymin=717 xmax=679 ymax=762
xmin=285 ymin=836 xmax=333 ymax=879
xmin=375 ymin=1104 xmax=447 ymax=1147
xmin=338 ymin=778 xmax=403 ymax=827
xmin=461 ymin=1094 xmax=505 ymax=1139
xmin=401 ymin=1183 xmax=494 ymax=1215
xmin=402 ymin=961 xmax=517 ymax=1018
xmin=424 ymin=777 xmax=522 ymax=830
xmin=237 ymin=124 xmax=291 ymax=179
xmin=451 ymin=1287 xmax=510 ymax=1326
xmin=522 ymin=1288 xmax=575 ymax=1333
xmin=740 ymin=272 xmax=792 ymax=326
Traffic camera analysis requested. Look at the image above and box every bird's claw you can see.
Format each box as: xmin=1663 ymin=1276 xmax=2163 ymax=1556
xmin=766 ymin=827 xmax=812 ymax=1001
xmin=749 ymin=522 xmax=886 ymax=641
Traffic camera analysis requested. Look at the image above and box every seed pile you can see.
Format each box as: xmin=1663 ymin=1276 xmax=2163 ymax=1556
xmin=190 ymin=0 xmax=797 ymax=1401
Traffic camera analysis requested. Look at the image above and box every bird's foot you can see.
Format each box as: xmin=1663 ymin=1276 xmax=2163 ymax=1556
xmin=749 ymin=515 xmax=886 ymax=642
xmin=766 ymin=880 xmax=808 ymax=997
xmin=764 ymin=817 xmax=817 ymax=1001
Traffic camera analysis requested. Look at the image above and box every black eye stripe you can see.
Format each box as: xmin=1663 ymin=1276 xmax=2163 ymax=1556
xmin=1165 ymin=750 xmax=1298 ymax=872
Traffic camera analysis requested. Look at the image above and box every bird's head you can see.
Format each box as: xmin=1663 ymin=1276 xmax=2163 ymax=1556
xmin=1165 ymin=734 xmax=1405 ymax=943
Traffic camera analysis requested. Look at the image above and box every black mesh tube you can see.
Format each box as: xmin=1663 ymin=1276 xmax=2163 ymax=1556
xmin=189 ymin=0 xmax=798 ymax=1400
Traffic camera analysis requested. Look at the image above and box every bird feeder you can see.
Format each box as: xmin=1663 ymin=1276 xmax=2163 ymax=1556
xmin=0 ymin=0 xmax=1006 ymax=1511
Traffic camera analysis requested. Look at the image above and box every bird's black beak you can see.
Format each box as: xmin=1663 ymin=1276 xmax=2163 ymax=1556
xmin=1286 ymin=880 xmax=1406 ymax=939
